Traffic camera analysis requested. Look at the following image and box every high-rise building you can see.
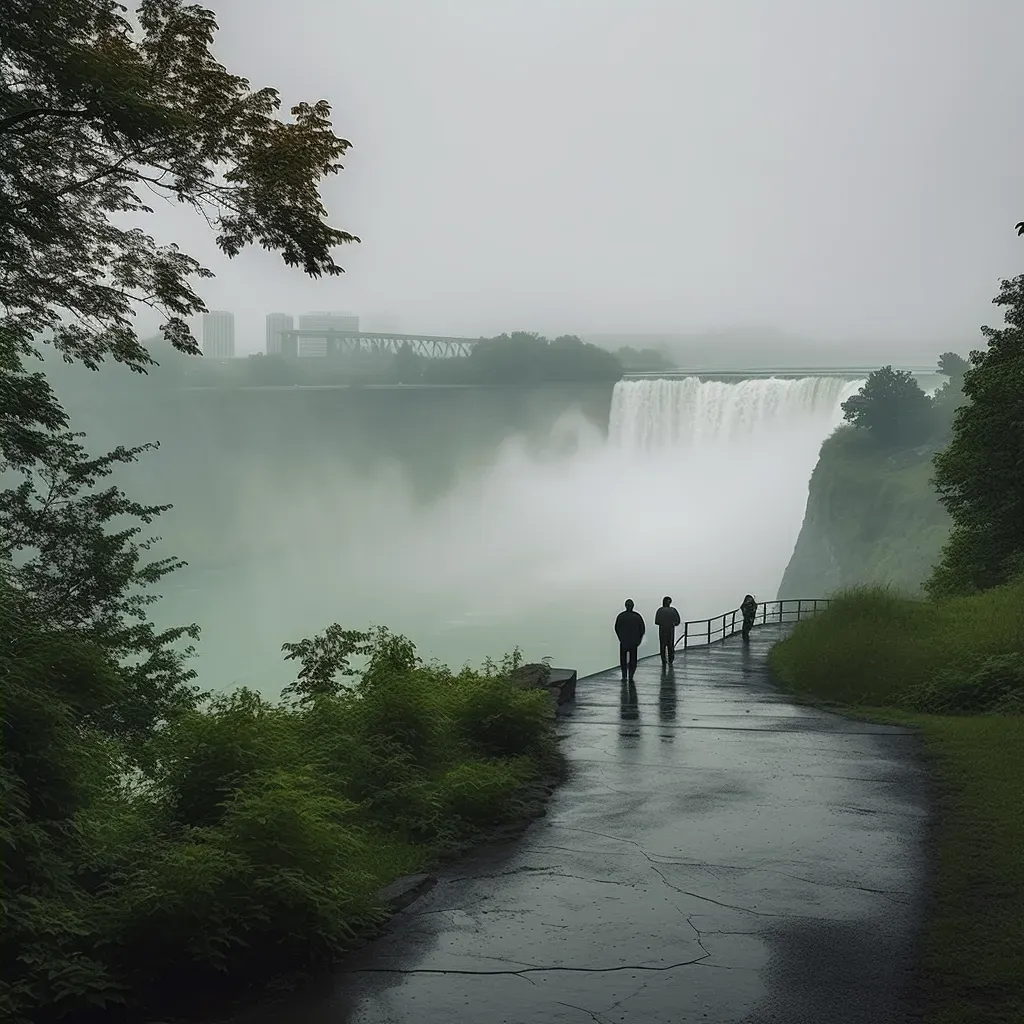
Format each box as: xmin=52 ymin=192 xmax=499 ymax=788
xmin=202 ymin=311 xmax=235 ymax=358
xmin=297 ymin=311 xmax=359 ymax=357
xmin=265 ymin=312 xmax=293 ymax=355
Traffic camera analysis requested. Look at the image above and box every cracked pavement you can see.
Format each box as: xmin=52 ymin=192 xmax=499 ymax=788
xmin=233 ymin=625 xmax=930 ymax=1023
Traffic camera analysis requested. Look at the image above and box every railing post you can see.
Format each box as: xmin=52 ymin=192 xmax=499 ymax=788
xmin=707 ymin=618 xmax=711 ymax=645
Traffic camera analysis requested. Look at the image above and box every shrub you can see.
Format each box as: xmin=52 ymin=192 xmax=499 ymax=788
xmin=351 ymin=669 xmax=449 ymax=768
xmin=110 ymin=770 xmax=386 ymax=1001
xmin=448 ymin=675 xmax=555 ymax=760
xmin=152 ymin=688 xmax=301 ymax=828
xmin=898 ymin=654 xmax=1024 ymax=714
xmin=6 ymin=621 xmax=562 ymax=1022
xmin=770 ymin=581 xmax=1024 ymax=709
xmin=436 ymin=758 xmax=535 ymax=829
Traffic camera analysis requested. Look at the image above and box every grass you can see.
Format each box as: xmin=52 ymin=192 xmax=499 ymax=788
xmin=770 ymin=580 xmax=1024 ymax=707
xmin=769 ymin=586 xmax=1024 ymax=1023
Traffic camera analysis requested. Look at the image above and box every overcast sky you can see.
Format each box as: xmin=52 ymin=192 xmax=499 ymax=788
xmin=144 ymin=0 xmax=1023 ymax=353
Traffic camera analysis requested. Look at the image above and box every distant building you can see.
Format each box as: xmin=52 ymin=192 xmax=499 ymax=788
xmin=265 ymin=312 xmax=293 ymax=355
xmin=202 ymin=311 xmax=235 ymax=358
xmin=297 ymin=311 xmax=359 ymax=357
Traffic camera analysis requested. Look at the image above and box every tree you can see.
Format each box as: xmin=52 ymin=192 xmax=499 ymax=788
xmin=426 ymin=331 xmax=623 ymax=384
xmin=927 ymin=276 xmax=1024 ymax=596
xmin=932 ymin=350 xmax=970 ymax=428
xmin=0 ymin=0 xmax=359 ymax=735
xmin=937 ymin=351 xmax=970 ymax=382
xmin=390 ymin=342 xmax=424 ymax=384
xmin=1 ymin=0 xmax=357 ymax=375
xmin=839 ymin=365 xmax=934 ymax=445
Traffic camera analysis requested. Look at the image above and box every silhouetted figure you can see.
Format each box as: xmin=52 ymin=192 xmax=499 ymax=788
xmin=654 ymin=596 xmax=681 ymax=666
xmin=614 ymin=599 xmax=646 ymax=682
xmin=740 ymin=594 xmax=758 ymax=641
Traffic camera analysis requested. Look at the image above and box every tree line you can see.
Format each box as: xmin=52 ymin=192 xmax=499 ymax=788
xmin=838 ymin=277 xmax=1024 ymax=596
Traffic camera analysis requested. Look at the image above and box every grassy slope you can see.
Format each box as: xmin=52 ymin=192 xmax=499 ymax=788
xmin=770 ymin=587 xmax=1024 ymax=1024
xmin=778 ymin=425 xmax=950 ymax=599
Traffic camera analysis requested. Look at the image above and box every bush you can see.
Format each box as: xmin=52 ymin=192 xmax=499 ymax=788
xmin=350 ymin=669 xmax=449 ymax=767
xmin=152 ymin=688 xmax=301 ymax=828
xmin=436 ymin=758 xmax=536 ymax=829
xmin=899 ymin=654 xmax=1024 ymax=714
xmin=4 ymin=620 xmax=561 ymax=1022
xmin=769 ymin=581 xmax=1024 ymax=709
xmin=449 ymin=675 xmax=555 ymax=760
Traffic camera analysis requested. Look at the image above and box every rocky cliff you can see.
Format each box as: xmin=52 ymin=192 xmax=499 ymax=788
xmin=778 ymin=425 xmax=951 ymax=599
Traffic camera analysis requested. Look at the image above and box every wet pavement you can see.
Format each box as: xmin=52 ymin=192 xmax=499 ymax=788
xmin=233 ymin=625 xmax=931 ymax=1024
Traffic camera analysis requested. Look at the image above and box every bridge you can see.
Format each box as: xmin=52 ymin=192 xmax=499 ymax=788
xmin=625 ymin=367 xmax=934 ymax=381
xmin=279 ymin=330 xmax=480 ymax=358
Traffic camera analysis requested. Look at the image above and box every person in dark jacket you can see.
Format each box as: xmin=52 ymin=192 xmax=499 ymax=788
xmin=654 ymin=596 xmax=681 ymax=666
xmin=740 ymin=594 xmax=758 ymax=641
xmin=615 ymin=599 xmax=646 ymax=682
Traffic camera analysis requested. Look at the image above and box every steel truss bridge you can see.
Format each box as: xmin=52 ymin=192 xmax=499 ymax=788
xmin=280 ymin=330 xmax=480 ymax=358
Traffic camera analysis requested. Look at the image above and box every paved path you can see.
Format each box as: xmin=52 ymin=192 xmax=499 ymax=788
xmin=239 ymin=625 xmax=931 ymax=1024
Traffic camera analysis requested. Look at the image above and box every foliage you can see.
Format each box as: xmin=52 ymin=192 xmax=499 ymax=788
xmin=904 ymin=716 xmax=1024 ymax=1024
xmin=928 ymin=276 xmax=1024 ymax=597
xmin=768 ymin=582 xmax=1024 ymax=709
xmin=1 ymin=0 xmax=361 ymax=745
xmin=839 ymin=365 xmax=934 ymax=445
xmin=771 ymin=607 xmax=1024 ymax=1022
xmin=422 ymin=332 xmax=624 ymax=384
xmin=435 ymin=758 xmax=536 ymax=829
xmin=1 ymin=0 xmax=357 ymax=374
xmin=2 ymin=622 xmax=562 ymax=1021
xmin=449 ymin=673 xmax=555 ymax=760
xmin=0 ymin=594 xmax=129 ymax=1021
xmin=0 ymin=419 xmax=202 ymax=748
xmin=158 ymin=332 xmax=622 ymax=387
xmin=931 ymin=349 xmax=971 ymax=433
xmin=777 ymin=423 xmax=950 ymax=599
xmin=898 ymin=654 xmax=1024 ymax=715
xmin=391 ymin=341 xmax=426 ymax=383
xmin=0 ymin=5 xmax=563 ymax=1022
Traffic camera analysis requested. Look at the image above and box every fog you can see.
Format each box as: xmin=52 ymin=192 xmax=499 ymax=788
xmin=52 ymin=366 xmax=861 ymax=692
xmin=53 ymin=0 xmax=1024 ymax=687
xmin=130 ymin=0 xmax=1024 ymax=355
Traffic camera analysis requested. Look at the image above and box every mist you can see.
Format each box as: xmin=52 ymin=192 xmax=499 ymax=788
xmin=129 ymin=0 xmax=1024 ymax=353
xmin=49 ymin=0 xmax=1024 ymax=688
xmin=48 ymin=370 xmax=861 ymax=693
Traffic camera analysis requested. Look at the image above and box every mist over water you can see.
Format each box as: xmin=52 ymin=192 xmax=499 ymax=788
xmin=153 ymin=376 xmax=861 ymax=694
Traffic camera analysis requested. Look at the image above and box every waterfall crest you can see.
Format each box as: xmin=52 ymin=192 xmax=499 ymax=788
xmin=608 ymin=376 xmax=863 ymax=452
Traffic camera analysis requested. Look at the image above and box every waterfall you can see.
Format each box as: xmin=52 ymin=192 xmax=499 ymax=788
xmin=608 ymin=376 xmax=863 ymax=452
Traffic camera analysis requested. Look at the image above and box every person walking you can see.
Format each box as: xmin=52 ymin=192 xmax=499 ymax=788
xmin=740 ymin=594 xmax=758 ymax=641
xmin=614 ymin=599 xmax=646 ymax=683
xmin=654 ymin=596 xmax=681 ymax=666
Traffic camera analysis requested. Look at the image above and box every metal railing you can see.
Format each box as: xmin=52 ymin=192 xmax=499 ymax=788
xmin=674 ymin=598 xmax=831 ymax=650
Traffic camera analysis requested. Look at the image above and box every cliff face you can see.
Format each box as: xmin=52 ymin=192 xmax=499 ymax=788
xmin=778 ymin=426 xmax=951 ymax=599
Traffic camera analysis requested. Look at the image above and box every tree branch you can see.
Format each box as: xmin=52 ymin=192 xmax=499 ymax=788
xmin=0 ymin=107 xmax=95 ymax=134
